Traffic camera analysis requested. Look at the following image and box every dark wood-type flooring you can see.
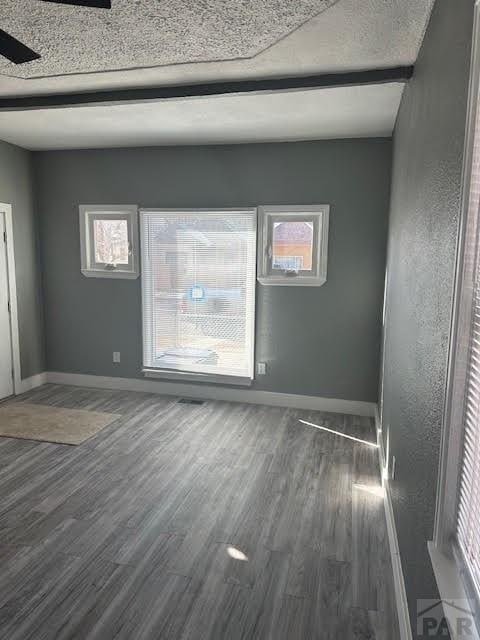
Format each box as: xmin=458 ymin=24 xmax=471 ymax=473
xmin=0 ymin=384 xmax=399 ymax=640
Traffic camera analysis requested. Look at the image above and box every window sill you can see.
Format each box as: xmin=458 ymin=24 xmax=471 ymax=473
xmin=143 ymin=368 xmax=253 ymax=387
xmin=257 ymin=276 xmax=327 ymax=287
xmin=428 ymin=542 xmax=480 ymax=639
xmin=81 ymin=269 xmax=139 ymax=280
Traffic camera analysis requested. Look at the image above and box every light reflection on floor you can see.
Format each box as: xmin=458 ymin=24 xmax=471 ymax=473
xmin=299 ymin=419 xmax=378 ymax=448
xmin=227 ymin=546 xmax=249 ymax=561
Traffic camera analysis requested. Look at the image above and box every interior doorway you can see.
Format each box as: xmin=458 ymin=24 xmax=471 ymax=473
xmin=0 ymin=204 xmax=20 ymax=401
xmin=0 ymin=209 xmax=13 ymax=400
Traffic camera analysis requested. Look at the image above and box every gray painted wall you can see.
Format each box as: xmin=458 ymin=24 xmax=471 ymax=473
xmin=35 ymin=139 xmax=391 ymax=401
xmin=380 ymin=0 xmax=474 ymax=629
xmin=0 ymin=141 xmax=45 ymax=379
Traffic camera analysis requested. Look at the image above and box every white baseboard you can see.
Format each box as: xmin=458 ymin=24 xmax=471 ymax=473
xmin=375 ymin=408 xmax=412 ymax=640
xmin=16 ymin=372 xmax=47 ymax=395
xmin=44 ymin=371 xmax=376 ymax=417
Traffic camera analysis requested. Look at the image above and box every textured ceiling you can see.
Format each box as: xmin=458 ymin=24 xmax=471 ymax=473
xmin=0 ymin=0 xmax=435 ymax=98
xmin=0 ymin=83 xmax=404 ymax=150
xmin=0 ymin=0 xmax=337 ymax=79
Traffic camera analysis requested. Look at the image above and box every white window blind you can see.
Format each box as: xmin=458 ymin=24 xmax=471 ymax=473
xmin=457 ymin=86 xmax=480 ymax=598
xmin=141 ymin=210 xmax=256 ymax=381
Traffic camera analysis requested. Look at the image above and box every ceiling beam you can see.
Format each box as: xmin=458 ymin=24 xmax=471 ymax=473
xmin=0 ymin=66 xmax=413 ymax=111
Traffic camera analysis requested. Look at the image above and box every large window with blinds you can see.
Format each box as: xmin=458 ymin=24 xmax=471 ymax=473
xmin=456 ymin=79 xmax=480 ymax=600
xmin=458 ymin=332 xmax=480 ymax=597
xmin=141 ymin=209 xmax=257 ymax=382
xmin=437 ymin=20 xmax=480 ymax=613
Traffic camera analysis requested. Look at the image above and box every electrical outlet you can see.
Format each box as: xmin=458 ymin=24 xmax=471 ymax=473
xmin=256 ymin=362 xmax=267 ymax=376
xmin=113 ymin=352 xmax=121 ymax=363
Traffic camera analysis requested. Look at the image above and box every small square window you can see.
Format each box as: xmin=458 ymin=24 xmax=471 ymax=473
xmin=257 ymin=205 xmax=329 ymax=286
xmin=79 ymin=205 xmax=139 ymax=279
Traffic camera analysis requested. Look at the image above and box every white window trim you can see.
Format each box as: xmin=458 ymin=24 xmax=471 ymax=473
xmin=140 ymin=207 xmax=257 ymax=386
xmin=433 ymin=4 xmax=480 ymax=635
xmin=79 ymin=204 xmax=139 ymax=279
xmin=257 ymin=205 xmax=329 ymax=286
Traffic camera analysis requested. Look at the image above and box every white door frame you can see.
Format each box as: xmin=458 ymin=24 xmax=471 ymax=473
xmin=0 ymin=203 xmax=21 ymax=396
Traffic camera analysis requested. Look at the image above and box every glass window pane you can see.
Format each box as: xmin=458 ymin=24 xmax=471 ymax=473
xmin=272 ymin=220 xmax=313 ymax=271
xmin=94 ymin=219 xmax=129 ymax=265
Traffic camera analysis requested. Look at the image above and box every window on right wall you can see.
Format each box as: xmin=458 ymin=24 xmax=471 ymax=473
xmin=257 ymin=205 xmax=329 ymax=286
